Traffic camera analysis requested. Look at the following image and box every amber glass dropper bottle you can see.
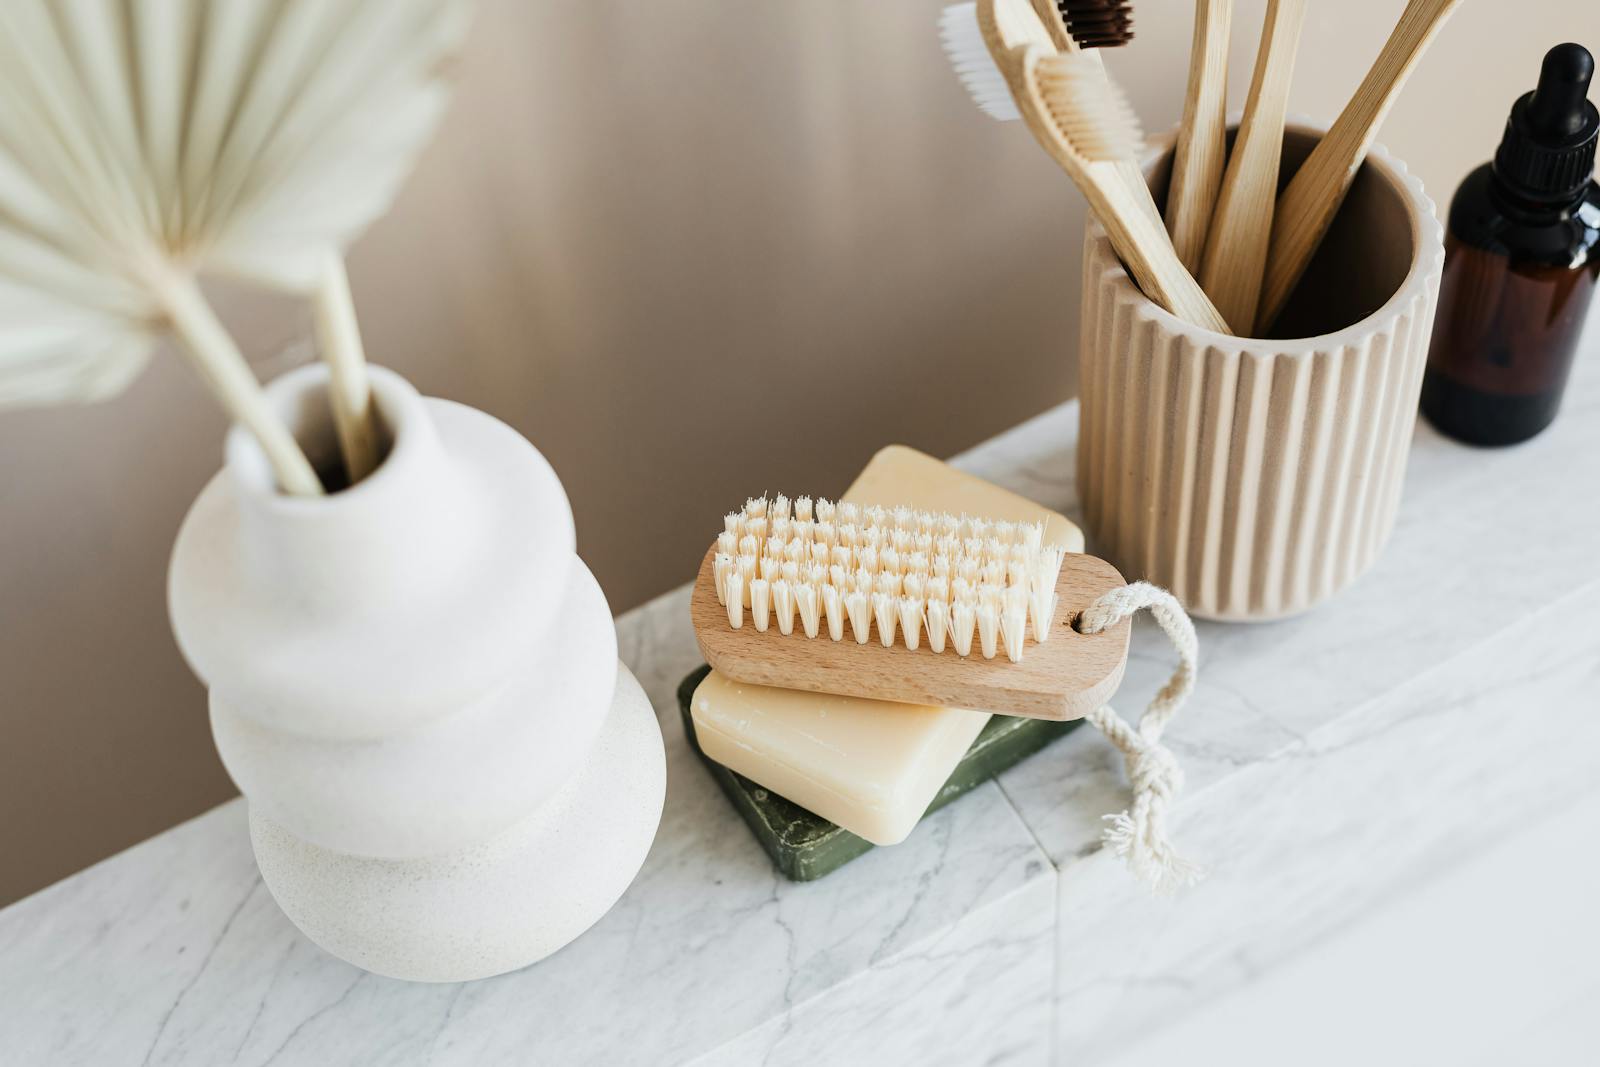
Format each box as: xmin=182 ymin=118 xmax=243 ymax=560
xmin=1420 ymin=43 xmax=1600 ymax=446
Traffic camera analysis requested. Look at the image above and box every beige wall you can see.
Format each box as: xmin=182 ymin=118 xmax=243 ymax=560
xmin=0 ymin=0 xmax=1588 ymax=905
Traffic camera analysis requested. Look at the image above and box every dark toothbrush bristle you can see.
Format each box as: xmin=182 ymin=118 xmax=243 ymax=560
xmin=1055 ymin=0 xmax=1135 ymax=48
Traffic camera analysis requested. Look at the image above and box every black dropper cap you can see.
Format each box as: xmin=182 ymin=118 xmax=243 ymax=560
xmin=1493 ymin=43 xmax=1598 ymax=203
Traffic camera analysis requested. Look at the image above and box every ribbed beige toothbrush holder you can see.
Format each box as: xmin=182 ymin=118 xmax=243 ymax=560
xmin=1078 ymin=121 xmax=1445 ymax=621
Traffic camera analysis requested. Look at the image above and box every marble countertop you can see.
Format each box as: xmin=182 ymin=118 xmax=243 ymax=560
xmin=3 ymin=350 xmax=1597 ymax=1067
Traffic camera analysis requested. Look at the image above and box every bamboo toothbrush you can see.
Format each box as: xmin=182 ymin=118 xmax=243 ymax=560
xmin=940 ymin=0 xmax=1231 ymax=333
xmin=689 ymin=496 xmax=1133 ymax=720
xmin=1015 ymin=45 xmax=1234 ymax=333
xmin=1027 ymin=0 xmax=1164 ymax=229
xmin=1256 ymin=0 xmax=1464 ymax=331
xmin=1165 ymin=0 xmax=1233 ymax=273
xmin=1197 ymin=0 xmax=1308 ymax=333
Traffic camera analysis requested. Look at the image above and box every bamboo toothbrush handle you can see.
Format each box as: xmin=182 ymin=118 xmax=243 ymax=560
xmin=1257 ymin=0 xmax=1462 ymax=331
xmin=1074 ymin=40 xmax=1168 ymax=231
xmin=1007 ymin=40 xmax=1230 ymax=332
xmin=1085 ymin=161 xmax=1234 ymax=334
xmin=1028 ymin=0 xmax=1075 ymax=52
xmin=1166 ymin=0 xmax=1233 ymax=273
xmin=1116 ymin=160 xmax=1168 ymax=229
xmin=1198 ymin=0 xmax=1308 ymax=333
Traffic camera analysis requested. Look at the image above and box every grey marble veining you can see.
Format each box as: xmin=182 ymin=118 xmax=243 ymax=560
xmin=0 ymin=583 xmax=1055 ymax=1067
xmin=995 ymin=355 xmax=1600 ymax=1061
xmin=3 ymin=342 xmax=1597 ymax=1065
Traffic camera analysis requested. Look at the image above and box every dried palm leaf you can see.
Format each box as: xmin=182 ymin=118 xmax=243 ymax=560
xmin=0 ymin=0 xmax=469 ymax=492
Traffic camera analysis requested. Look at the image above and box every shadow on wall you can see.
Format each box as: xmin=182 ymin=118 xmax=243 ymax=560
xmin=0 ymin=0 xmax=1578 ymax=904
xmin=0 ymin=0 xmax=1084 ymax=908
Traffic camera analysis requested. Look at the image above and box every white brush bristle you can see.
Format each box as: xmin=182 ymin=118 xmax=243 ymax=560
xmin=939 ymin=2 xmax=1020 ymax=122
xmin=1034 ymin=52 xmax=1143 ymax=161
xmin=713 ymin=496 xmax=1068 ymax=663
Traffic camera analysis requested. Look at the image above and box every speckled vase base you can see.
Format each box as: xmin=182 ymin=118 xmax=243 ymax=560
xmin=251 ymin=662 xmax=665 ymax=983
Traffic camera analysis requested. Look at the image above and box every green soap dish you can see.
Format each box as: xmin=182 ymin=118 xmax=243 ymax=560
xmin=677 ymin=666 xmax=1079 ymax=881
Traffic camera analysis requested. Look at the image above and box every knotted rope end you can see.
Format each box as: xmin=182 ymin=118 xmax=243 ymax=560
xmin=1100 ymin=810 xmax=1206 ymax=895
xmin=1081 ymin=582 xmax=1206 ymax=896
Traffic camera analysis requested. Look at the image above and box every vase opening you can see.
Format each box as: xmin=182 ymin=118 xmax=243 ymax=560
xmin=228 ymin=365 xmax=427 ymax=501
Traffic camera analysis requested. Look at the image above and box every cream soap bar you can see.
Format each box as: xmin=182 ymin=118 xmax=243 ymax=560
xmin=691 ymin=445 xmax=1082 ymax=846
xmin=691 ymin=673 xmax=986 ymax=845
xmin=845 ymin=445 xmax=1084 ymax=554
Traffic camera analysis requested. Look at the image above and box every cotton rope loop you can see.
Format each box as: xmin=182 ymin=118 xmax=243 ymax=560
xmin=1077 ymin=582 xmax=1203 ymax=894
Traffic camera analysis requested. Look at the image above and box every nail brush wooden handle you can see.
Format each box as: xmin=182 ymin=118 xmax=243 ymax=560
xmin=689 ymin=545 xmax=1133 ymax=721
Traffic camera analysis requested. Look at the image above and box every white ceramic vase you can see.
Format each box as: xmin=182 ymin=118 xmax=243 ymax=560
xmin=168 ymin=365 xmax=665 ymax=982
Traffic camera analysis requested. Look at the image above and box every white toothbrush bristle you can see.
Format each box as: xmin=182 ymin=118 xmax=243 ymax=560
xmin=939 ymin=2 xmax=1020 ymax=121
xmin=1033 ymin=52 xmax=1143 ymax=161
xmin=713 ymin=497 xmax=1069 ymax=661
